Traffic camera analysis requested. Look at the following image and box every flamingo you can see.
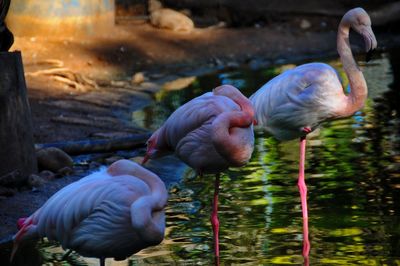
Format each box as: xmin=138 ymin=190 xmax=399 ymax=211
xmin=142 ymin=84 xmax=255 ymax=263
xmin=11 ymin=159 xmax=168 ymax=266
xmin=250 ymin=7 xmax=377 ymax=262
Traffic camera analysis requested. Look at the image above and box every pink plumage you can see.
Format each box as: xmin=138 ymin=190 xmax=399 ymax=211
xmin=250 ymin=8 xmax=377 ymax=140
xmin=250 ymin=8 xmax=377 ymax=263
xmin=143 ymin=84 xmax=255 ymax=172
xmin=143 ymin=84 xmax=255 ymax=262
xmin=12 ymin=160 xmax=168 ymax=265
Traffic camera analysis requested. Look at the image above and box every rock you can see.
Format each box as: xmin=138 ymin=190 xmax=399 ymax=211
xmin=138 ymin=81 xmax=161 ymax=93
xmin=110 ymin=80 xmax=129 ymax=87
xmin=57 ymin=166 xmax=74 ymax=177
xmin=89 ymin=161 xmax=102 ymax=169
xmin=162 ymin=76 xmax=196 ymax=91
xmin=300 ymin=19 xmax=311 ymax=29
xmin=36 ymin=147 xmax=74 ymax=172
xmin=149 ymin=0 xmax=194 ymax=32
xmin=28 ymin=174 xmax=47 ymax=188
xmin=39 ymin=170 xmax=56 ymax=180
xmin=131 ymin=72 xmax=146 ymax=85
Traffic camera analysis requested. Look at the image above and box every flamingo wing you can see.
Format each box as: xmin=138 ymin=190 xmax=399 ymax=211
xmin=162 ymin=92 xmax=239 ymax=148
xmin=251 ymin=63 xmax=344 ymax=140
xmin=19 ymin=170 xmax=151 ymax=253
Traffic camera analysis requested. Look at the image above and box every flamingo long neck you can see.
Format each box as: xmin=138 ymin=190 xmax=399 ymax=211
xmin=129 ymin=165 xmax=168 ymax=210
xmin=213 ymin=85 xmax=255 ymax=118
xmin=129 ymin=166 xmax=168 ymax=243
xmin=107 ymin=160 xmax=167 ymax=243
xmin=212 ymin=111 xmax=252 ymax=166
xmin=229 ymin=93 xmax=255 ymax=118
xmin=336 ymin=15 xmax=368 ymax=117
xmin=108 ymin=160 xmax=167 ymax=204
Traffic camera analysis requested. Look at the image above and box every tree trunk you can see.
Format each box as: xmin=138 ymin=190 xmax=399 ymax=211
xmin=0 ymin=51 xmax=37 ymax=186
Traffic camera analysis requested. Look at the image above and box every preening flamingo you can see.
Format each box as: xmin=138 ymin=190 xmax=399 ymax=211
xmin=250 ymin=7 xmax=377 ymax=262
xmin=12 ymin=159 xmax=168 ymax=266
xmin=142 ymin=84 xmax=255 ymax=263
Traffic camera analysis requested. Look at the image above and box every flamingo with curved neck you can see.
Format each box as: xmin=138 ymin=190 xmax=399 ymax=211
xmin=12 ymin=160 xmax=168 ymax=266
xmin=250 ymin=7 xmax=377 ymax=263
xmin=143 ymin=84 xmax=255 ymax=263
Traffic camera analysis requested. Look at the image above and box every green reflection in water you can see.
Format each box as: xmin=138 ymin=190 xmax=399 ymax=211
xmin=12 ymin=51 xmax=400 ymax=265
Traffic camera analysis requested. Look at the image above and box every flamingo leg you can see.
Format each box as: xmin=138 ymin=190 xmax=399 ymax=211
xmin=298 ymin=136 xmax=308 ymax=219
xmin=298 ymin=136 xmax=310 ymax=262
xmin=211 ymin=173 xmax=220 ymax=265
xmin=303 ymin=218 xmax=310 ymax=266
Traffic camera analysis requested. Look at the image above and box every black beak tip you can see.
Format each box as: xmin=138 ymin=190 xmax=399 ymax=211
xmin=366 ymin=49 xmax=375 ymax=63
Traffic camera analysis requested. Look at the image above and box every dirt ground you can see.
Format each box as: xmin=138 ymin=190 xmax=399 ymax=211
xmin=11 ymin=18 xmax=399 ymax=143
xmin=1 ymin=17 xmax=399 ymax=246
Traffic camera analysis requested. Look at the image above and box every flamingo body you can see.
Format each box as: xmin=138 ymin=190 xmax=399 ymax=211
xmin=145 ymin=86 xmax=255 ymax=173
xmin=250 ymin=7 xmax=377 ymax=263
xmin=143 ymin=85 xmax=255 ymax=263
xmin=251 ymin=8 xmax=377 ymax=140
xmin=251 ymin=63 xmax=345 ymax=140
xmin=13 ymin=160 xmax=168 ymax=261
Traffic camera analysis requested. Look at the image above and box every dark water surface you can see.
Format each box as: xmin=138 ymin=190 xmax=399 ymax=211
xmin=4 ymin=50 xmax=400 ymax=265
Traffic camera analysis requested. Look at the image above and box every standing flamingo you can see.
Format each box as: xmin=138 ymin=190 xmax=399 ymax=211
xmin=12 ymin=159 xmax=168 ymax=266
xmin=142 ymin=84 xmax=255 ymax=263
xmin=250 ymin=7 xmax=377 ymax=262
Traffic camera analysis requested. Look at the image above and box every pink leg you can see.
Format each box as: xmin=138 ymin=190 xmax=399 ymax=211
xmin=298 ymin=136 xmax=310 ymax=262
xmin=210 ymin=173 xmax=220 ymax=265
xmin=298 ymin=136 xmax=308 ymax=220
xmin=303 ymin=217 xmax=310 ymax=266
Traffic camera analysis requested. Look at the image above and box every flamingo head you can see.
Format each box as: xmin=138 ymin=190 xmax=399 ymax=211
xmin=346 ymin=8 xmax=377 ymax=54
xmin=142 ymin=135 xmax=158 ymax=164
xmin=17 ymin=218 xmax=27 ymax=230
xmin=142 ymin=129 xmax=170 ymax=164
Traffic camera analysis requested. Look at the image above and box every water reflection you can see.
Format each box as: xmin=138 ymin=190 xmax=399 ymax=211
xmin=3 ymin=50 xmax=400 ymax=265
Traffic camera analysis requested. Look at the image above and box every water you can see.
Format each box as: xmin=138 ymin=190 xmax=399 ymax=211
xmin=4 ymin=50 xmax=400 ymax=265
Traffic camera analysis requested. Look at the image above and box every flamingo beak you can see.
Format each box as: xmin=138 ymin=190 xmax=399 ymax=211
xmin=141 ymin=154 xmax=150 ymax=165
xmin=363 ymin=26 xmax=377 ymax=62
xmin=141 ymin=144 xmax=156 ymax=165
xmin=365 ymin=49 xmax=375 ymax=62
xmin=17 ymin=218 xmax=27 ymax=230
